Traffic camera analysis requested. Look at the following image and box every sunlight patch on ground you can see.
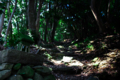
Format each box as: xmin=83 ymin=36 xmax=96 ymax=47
xmin=68 ymin=60 xmax=84 ymax=67
xmin=105 ymin=52 xmax=117 ymax=58
xmin=62 ymin=56 xmax=73 ymax=62
xmin=105 ymin=35 xmax=114 ymax=38
xmin=87 ymin=60 xmax=101 ymax=66
xmin=50 ymin=56 xmax=84 ymax=67
xmin=51 ymin=59 xmax=63 ymax=65
xmin=86 ymin=55 xmax=115 ymax=73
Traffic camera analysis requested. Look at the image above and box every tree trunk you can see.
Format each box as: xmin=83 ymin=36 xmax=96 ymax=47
xmin=44 ymin=19 xmax=49 ymax=42
xmin=28 ymin=0 xmax=35 ymax=31
xmin=51 ymin=1 xmax=58 ymax=42
xmin=4 ymin=0 xmax=17 ymax=46
xmin=35 ymin=0 xmax=44 ymax=33
xmin=106 ymin=0 xmax=111 ymax=26
xmin=25 ymin=0 xmax=28 ymax=28
xmin=44 ymin=2 xmax=50 ymax=42
xmin=90 ymin=0 xmax=104 ymax=33
xmin=51 ymin=18 xmax=58 ymax=42
xmin=0 ymin=13 xmax=5 ymax=37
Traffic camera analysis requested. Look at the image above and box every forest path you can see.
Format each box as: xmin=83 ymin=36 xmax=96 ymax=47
xmin=0 ymin=35 xmax=120 ymax=80
xmin=41 ymin=35 xmax=120 ymax=80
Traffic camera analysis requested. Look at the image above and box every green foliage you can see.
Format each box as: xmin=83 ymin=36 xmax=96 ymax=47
xmin=93 ymin=63 xmax=99 ymax=67
xmin=3 ymin=27 xmax=34 ymax=48
xmin=92 ymin=57 xmax=99 ymax=62
xmin=86 ymin=44 xmax=94 ymax=50
xmin=18 ymin=33 xmax=34 ymax=46
xmin=101 ymin=43 xmax=107 ymax=49
xmin=43 ymin=52 xmax=52 ymax=60
xmin=1 ymin=0 xmax=120 ymax=49
xmin=84 ymin=37 xmax=90 ymax=43
xmin=13 ymin=63 xmax=22 ymax=70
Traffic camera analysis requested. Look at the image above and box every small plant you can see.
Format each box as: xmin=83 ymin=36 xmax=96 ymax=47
xmin=101 ymin=43 xmax=107 ymax=49
xmin=84 ymin=37 xmax=90 ymax=43
xmin=86 ymin=44 xmax=94 ymax=50
xmin=44 ymin=52 xmax=52 ymax=60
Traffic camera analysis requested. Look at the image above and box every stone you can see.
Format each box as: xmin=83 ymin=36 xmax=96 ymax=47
xmin=0 ymin=70 xmax=11 ymax=80
xmin=17 ymin=66 xmax=34 ymax=78
xmin=13 ymin=63 xmax=21 ymax=70
xmin=8 ymin=75 xmax=24 ymax=80
xmin=0 ymin=51 xmax=2 ymax=63
xmin=85 ymin=76 xmax=99 ymax=80
xmin=34 ymin=73 xmax=43 ymax=80
xmin=44 ymin=75 xmax=56 ymax=80
xmin=0 ymin=49 xmax=43 ymax=65
xmin=52 ymin=67 xmax=73 ymax=71
xmin=0 ymin=63 xmax=13 ymax=70
xmin=33 ymin=66 xmax=51 ymax=75
xmin=27 ymin=78 xmax=33 ymax=80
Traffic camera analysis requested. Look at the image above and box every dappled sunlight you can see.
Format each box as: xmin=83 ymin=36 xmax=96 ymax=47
xmin=49 ymin=56 xmax=84 ymax=67
xmin=42 ymin=35 xmax=120 ymax=80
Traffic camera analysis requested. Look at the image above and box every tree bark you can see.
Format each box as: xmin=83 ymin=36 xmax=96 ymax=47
xmin=90 ymin=0 xmax=104 ymax=33
xmin=28 ymin=0 xmax=35 ymax=31
xmin=44 ymin=2 xmax=50 ymax=42
xmin=106 ymin=0 xmax=111 ymax=25
xmin=4 ymin=0 xmax=17 ymax=46
xmin=51 ymin=1 xmax=58 ymax=42
xmin=44 ymin=19 xmax=49 ymax=42
xmin=35 ymin=0 xmax=44 ymax=33
xmin=51 ymin=18 xmax=58 ymax=42
xmin=25 ymin=0 xmax=28 ymax=28
xmin=0 ymin=13 xmax=5 ymax=37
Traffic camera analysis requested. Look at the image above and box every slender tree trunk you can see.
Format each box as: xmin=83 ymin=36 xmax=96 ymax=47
xmin=0 ymin=13 xmax=5 ymax=37
xmin=8 ymin=0 xmax=12 ymax=39
xmin=51 ymin=18 xmax=58 ymax=42
xmin=28 ymin=0 xmax=35 ymax=31
xmin=25 ymin=0 xmax=28 ymax=28
xmin=44 ymin=2 xmax=50 ymax=42
xmin=90 ymin=0 xmax=104 ymax=33
xmin=51 ymin=1 xmax=58 ymax=42
xmin=34 ymin=0 xmax=37 ymax=21
xmin=44 ymin=19 xmax=49 ymax=42
xmin=35 ymin=0 xmax=44 ymax=33
xmin=4 ymin=0 xmax=17 ymax=46
xmin=106 ymin=0 xmax=111 ymax=24
xmin=104 ymin=0 xmax=111 ymax=33
xmin=114 ymin=0 xmax=118 ymax=13
xmin=17 ymin=18 xmax=19 ymax=32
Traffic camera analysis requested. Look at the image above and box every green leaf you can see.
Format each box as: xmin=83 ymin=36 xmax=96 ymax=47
xmin=92 ymin=57 xmax=99 ymax=62
xmin=19 ymin=34 xmax=34 ymax=46
xmin=13 ymin=63 xmax=21 ymax=70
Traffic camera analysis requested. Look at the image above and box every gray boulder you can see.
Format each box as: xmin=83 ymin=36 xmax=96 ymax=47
xmin=0 ymin=49 xmax=43 ymax=65
xmin=8 ymin=75 xmax=24 ymax=80
xmin=17 ymin=66 xmax=34 ymax=78
xmin=27 ymin=78 xmax=33 ymax=80
xmin=33 ymin=66 xmax=51 ymax=75
xmin=34 ymin=73 xmax=43 ymax=80
xmin=0 ymin=63 xmax=13 ymax=70
xmin=0 ymin=70 xmax=11 ymax=80
xmin=85 ymin=76 xmax=99 ymax=80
